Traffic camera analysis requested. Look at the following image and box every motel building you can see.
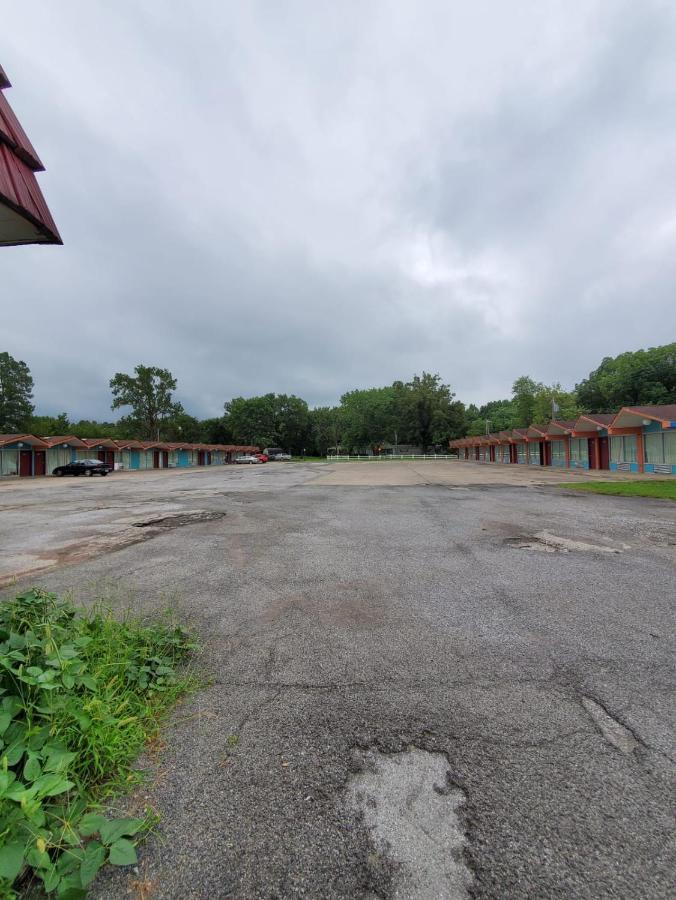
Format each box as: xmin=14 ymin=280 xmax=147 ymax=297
xmin=0 ymin=436 xmax=260 ymax=478
xmin=450 ymin=405 xmax=676 ymax=475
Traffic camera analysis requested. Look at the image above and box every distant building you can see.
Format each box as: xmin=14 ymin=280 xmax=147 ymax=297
xmin=0 ymin=64 xmax=61 ymax=246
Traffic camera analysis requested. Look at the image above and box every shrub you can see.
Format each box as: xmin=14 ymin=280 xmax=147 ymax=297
xmin=0 ymin=589 xmax=195 ymax=898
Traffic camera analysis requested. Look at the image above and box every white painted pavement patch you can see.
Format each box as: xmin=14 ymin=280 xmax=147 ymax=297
xmin=346 ymin=748 xmax=472 ymax=899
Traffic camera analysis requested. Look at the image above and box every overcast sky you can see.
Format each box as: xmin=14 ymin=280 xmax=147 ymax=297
xmin=3 ymin=1 xmax=676 ymax=420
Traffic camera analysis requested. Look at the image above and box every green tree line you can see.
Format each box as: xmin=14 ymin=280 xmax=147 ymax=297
xmin=1 ymin=344 xmax=674 ymax=454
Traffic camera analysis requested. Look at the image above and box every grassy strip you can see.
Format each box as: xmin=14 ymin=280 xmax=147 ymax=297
xmin=560 ymin=480 xmax=676 ymax=500
xmin=0 ymin=589 xmax=195 ymax=898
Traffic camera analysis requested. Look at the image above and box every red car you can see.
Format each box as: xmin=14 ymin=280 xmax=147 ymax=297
xmin=255 ymin=454 xmax=269 ymax=463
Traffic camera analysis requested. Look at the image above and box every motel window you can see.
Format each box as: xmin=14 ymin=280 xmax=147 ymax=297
xmin=610 ymin=436 xmax=622 ymax=462
xmin=0 ymin=450 xmax=19 ymax=476
xmin=528 ymin=443 xmax=539 ymax=463
xmin=569 ymin=439 xmax=585 ymax=462
xmin=517 ymin=443 xmax=526 ymax=462
xmin=665 ymin=431 xmax=676 ymax=465
xmin=611 ymin=435 xmax=637 ymax=463
xmin=551 ymin=440 xmax=565 ymax=462
xmin=645 ymin=432 xmax=663 ymax=464
xmin=647 ymin=431 xmax=676 ymax=465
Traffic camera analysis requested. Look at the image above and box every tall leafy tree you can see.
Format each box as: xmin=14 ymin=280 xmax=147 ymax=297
xmin=396 ymin=373 xmax=464 ymax=450
xmin=339 ymin=386 xmax=399 ymax=451
xmin=576 ymin=344 xmax=676 ymax=411
xmin=310 ymin=406 xmax=343 ymax=455
xmin=109 ymin=365 xmax=182 ymax=439
xmin=531 ymin=384 xmax=580 ymax=424
xmin=0 ymin=352 xmax=34 ymax=432
xmin=224 ymin=393 xmax=310 ymax=452
xmin=511 ymin=376 xmax=542 ymax=427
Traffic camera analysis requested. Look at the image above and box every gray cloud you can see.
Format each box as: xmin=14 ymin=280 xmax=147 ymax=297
xmin=2 ymin=0 xmax=675 ymax=420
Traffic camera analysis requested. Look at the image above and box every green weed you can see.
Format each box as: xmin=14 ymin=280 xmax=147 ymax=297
xmin=0 ymin=589 xmax=195 ymax=898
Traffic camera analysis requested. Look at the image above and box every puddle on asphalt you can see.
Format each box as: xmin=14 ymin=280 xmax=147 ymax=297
xmin=346 ymin=748 xmax=472 ymax=899
xmin=506 ymin=530 xmax=624 ymax=553
xmin=132 ymin=511 xmax=226 ymax=528
xmin=582 ymin=697 xmax=640 ymax=754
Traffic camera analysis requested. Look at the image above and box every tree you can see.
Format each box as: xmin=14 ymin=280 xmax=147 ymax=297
xmin=309 ymin=406 xmax=342 ymax=455
xmin=109 ymin=365 xmax=182 ymax=439
xmin=339 ymin=386 xmax=399 ymax=452
xmin=396 ymin=373 xmax=464 ymax=450
xmin=28 ymin=412 xmax=70 ymax=435
xmin=464 ymin=398 xmax=518 ymax=436
xmin=511 ymin=376 xmax=542 ymax=427
xmin=201 ymin=417 xmax=233 ymax=445
xmin=576 ymin=344 xmax=676 ymax=411
xmin=164 ymin=411 xmax=203 ymax=442
xmin=71 ymin=419 xmax=127 ymax=439
xmin=0 ymin=352 xmax=34 ymax=432
xmin=531 ymin=383 xmax=580 ymax=424
xmin=224 ymin=393 xmax=311 ymax=452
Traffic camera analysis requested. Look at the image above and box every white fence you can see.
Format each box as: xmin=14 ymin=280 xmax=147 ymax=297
xmin=326 ymin=454 xmax=459 ymax=461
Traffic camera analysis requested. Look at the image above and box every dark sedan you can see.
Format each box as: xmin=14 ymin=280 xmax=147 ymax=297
xmin=52 ymin=459 xmax=112 ymax=477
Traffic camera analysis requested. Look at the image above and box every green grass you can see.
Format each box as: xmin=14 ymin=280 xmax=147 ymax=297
xmin=0 ymin=589 xmax=196 ymax=898
xmin=560 ymin=480 xmax=676 ymax=500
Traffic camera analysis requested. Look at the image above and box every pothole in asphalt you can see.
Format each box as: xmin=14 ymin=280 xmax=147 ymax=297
xmin=582 ymin=697 xmax=640 ymax=754
xmin=506 ymin=531 xmax=624 ymax=553
xmin=346 ymin=748 xmax=472 ymax=899
xmin=132 ymin=511 xmax=226 ymax=528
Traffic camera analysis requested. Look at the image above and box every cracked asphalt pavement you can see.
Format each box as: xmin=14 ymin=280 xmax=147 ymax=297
xmin=1 ymin=461 xmax=674 ymax=898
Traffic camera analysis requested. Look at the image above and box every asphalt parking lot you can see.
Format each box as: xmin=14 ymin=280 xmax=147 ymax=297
xmin=1 ymin=461 xmax=675 ymax=898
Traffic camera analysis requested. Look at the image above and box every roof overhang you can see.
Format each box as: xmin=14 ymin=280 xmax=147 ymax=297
xmin=572 ymin=415 xmax=613 ymax=434
xmin=0 ymin=433 xmax=48 ymax=448
xmin=81 ymin=438 xmax=119 ymax=450
xmin=41 ymin=435 xmax=87 ymax=448
xmin=527 ymin=425 xmax=549 ymax=438
xmin=546 ymin=421 xmax=575 ymax=435
xmin=0 ymin=72 xmax=61 ymax=246
xmin=611 ymin=408 xmax=676 ymax=429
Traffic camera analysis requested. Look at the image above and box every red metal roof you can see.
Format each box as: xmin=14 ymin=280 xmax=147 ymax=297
xmin=0 ymin=67 xmax=61 ymax=246
xmin=0 ymin=434 xmax=48 ymax=448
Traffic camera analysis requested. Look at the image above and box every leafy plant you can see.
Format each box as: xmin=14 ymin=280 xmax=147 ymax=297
xmin=0 ymin=589 xmax=195 ymax=898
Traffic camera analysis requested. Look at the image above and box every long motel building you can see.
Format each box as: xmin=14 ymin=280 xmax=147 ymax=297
xmin=449 ymin=405 xmax=676 ymax=476
xmin=0 ymin=435 xmax=259 ymax=478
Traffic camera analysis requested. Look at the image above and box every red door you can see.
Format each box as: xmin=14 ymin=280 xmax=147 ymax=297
xmin=19 ymin=450 xmax=32 ymax=476
xmin=34 ymin=450 xmax=46 ymax=476
xmin=97 ymin=450 xmax=106 ymax=463
xmin=198 ymin=450 xmax=205 ymax=466
xmin=153 ymin=450 xmax=160 ymax=468
xmin=543 ymin=442 xmax=552 ymax=466
xmin=587 ymin=438 xmax=598 ymax=469
xmin=161 ymin=451 xmax=169 ymax=468
xmin=599 ymin=436 xmax=609 ymax=470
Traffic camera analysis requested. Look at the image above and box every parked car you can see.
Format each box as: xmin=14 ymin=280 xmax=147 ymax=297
xmin=255 ymin=453 xmax=269 ymax=463
xmin=262 ymin=447 xmax=283 ymax=458
xmin=271 ymin=453 xmax=292 ymax=461
xmin=234 ymin=455 xmax=261 ymax=464
xmin=52 ymin=459 xmax=112 ymax=477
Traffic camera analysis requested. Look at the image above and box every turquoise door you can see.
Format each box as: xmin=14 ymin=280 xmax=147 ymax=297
xmin=130 ymin=450 xmax=140 ymax=469
xmin=178 ymin=450 xmax=189 ymax=467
